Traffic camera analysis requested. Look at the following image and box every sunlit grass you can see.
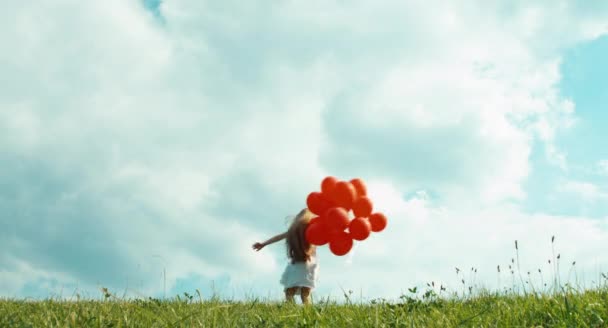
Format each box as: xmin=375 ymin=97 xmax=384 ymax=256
xmin=2 ymin=289 xmax=607 ymax=327
xmin=2 ymin=237 xmax=607 ymax=327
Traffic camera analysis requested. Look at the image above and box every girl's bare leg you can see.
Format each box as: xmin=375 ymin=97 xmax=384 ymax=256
xmin=300 ymin=287 xmax=311 ymax=305
xmin=285 ymin=287 xmax=297 ymax=303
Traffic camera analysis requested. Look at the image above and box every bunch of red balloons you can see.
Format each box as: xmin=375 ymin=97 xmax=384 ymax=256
xmin=304 ymin=176 xmax=388 ymax=256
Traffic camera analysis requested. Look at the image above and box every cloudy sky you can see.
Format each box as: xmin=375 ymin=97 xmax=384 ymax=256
xmin=1 ymin=0 xmax=608 ymax=301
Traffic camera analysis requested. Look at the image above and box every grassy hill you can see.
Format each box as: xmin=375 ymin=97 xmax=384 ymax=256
xmin=2 ymin=239 xmax=607 ymax=327
xmin=2 ymin=286 xmax=607 ymax=327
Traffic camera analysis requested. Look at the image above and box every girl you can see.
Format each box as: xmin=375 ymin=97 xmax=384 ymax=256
xmin=252 ymin=208 xmax=318 ymax=305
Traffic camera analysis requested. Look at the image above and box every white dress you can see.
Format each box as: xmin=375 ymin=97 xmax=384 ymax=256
xmin=279 ymin=252 xmax=319 ymax=291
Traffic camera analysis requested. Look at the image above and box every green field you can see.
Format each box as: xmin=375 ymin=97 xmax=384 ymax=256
xmin=2 ymin=286 xmax=608 ymax=327
xmin=2 ymin=239 xmax=608 ymax=327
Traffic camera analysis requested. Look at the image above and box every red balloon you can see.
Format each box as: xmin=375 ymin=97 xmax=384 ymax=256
xmin=321 ymin=176 xmax=338 ymax=195
xmin=352 ymin=196 xmax=373 ymax=218
xmin=318 ymin=194 xmax=335 ymax=215
xmin=313 ymin=215 xmax=332 ymax=229
xmin=305 ymin=218 xmax=329 ymax=245
xmin=325 ymin=207 xmax=351 ymax=231
xmin=307 ymin=192 xmax=335 ymax=216
xmin=369 ymin=212 xmax=388 ymax=232
xmin=306 ymin=192 xmax=324 ymax=215
xmin=329 ymin=231 xmax=353 ymax=256
xmin=331 ymin=181 xmax=357 ymax=209
xmin=349 ymin=217 xmax=371 ymax=241
xmin=350 ymin=178 xmax=367 ymax=197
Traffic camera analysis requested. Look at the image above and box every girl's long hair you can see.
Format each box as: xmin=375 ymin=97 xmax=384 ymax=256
xmin=286 ymin=208 xmax=315 ymax=264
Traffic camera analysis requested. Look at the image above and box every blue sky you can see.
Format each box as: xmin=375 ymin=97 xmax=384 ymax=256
xmin=1 ymin=1 xmax=608 ymax=302
xmin=522 ymin=35 xmax=608 ymax=219
xmin=559 ymin=35 xmax=608 ymax=177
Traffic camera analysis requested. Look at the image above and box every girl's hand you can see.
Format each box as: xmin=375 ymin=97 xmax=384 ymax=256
xmin=252 ymin=232 xmax=286 ymax=251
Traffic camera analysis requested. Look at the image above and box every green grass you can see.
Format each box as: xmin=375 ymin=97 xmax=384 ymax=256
xmin=2 ymin=288 xmax=608 ymax=327
xmin=2 ymin=238 xmax=607 ymax=327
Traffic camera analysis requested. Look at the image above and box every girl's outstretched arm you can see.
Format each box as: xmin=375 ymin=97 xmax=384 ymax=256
xmin=252 ymin=232 xmax=287 ymax=251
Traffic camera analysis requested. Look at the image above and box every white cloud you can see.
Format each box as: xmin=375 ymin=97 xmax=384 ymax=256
xmin=311 ymin=181 xmax=608 ymax=300
xmin=1 ymin=0 xmax=608 ymax=300
xmin=558 ymin=180 xmax=608 ymax=202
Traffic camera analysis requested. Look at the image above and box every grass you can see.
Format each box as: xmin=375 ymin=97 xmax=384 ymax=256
xmin=2 ymin=289 xmax=608 ymax=327
xmin=2 ymin=237 xmax=608 ymax=327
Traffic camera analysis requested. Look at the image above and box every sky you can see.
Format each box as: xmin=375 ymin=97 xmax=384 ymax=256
xmin=1 ymin=0 xmax=608 ymax=302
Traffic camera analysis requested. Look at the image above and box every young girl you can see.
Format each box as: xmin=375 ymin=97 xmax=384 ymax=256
xmin=252 ymin=208 xmax=318 ymax=305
